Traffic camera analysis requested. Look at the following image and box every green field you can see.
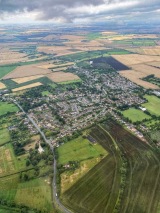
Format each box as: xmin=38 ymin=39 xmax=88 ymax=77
xmin=142 ymin=95 xmax=160 ymax=116
xmin=0 ymin=102 xmax=18 ymax=116
xmin=58 ymin=136 xmax=108 ymax=165
xmin=0 ymin=128 xmax=10 ymax=145
xmin=58 ymin=79 xmax=82 ymax=85
xmin=0 ymin=175 xmax=53 ymax=212
xmin=0 ymin=65 xmax=17 ymax=79
xmin=122 ymin=107 xmax=151 ymax=122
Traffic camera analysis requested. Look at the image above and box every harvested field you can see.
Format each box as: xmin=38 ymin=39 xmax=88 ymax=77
xmin=12 ymin=75 xmax=44 ymax=84
xmin=12 ymin=82 xmax=43 ymax=92
xmin=131 ymin=64 xmax=160 ymax=78
xmin=127 ymin=47 xmax=160 ymax=56
xmin=113 ymin=54 xmax=160 ymax=66
xmin=47 ymin=72 xmax=80 ymax=83
xmin=0 ymin=82 xmax=6 ymax=89
xmin=37 ymin=62 xmax=74 ymax=69
xmin=146 ymin=61 xmax=160 ymax=68
xmin=0 ymin=48 xmax=28 ymax=65
xmin=120 ymin=70 xmax=159 ymax=89
xmin=93 ymin=56 xmax=129 ymax=71
xmin=2 ymin=65 xmax=51 ymax=80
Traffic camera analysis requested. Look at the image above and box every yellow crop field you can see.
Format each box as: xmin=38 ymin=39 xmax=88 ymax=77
xmin=12 ymin=82 xmax=43 ymax=92
xmin=0 ymin=82 xmax=6 ymax=89
xmin=3 ymin=65 xmax=51 ymax=80
xmin=37 ymin=62 xmax=74 ymax=69
xmin=12 ymin=75 xmax=44 ymax=84
xmin=47 ymin=72 xmax=80 ymax=83
xmin=131 ymin=64 xmax=160 ymax=78
xmin=119 ymin=64 xmax=160 ymax=89
xmin=146 ymin=61 xmax=160 ymax=68
xmin=112 ymin=54 xmax=160 ymax=66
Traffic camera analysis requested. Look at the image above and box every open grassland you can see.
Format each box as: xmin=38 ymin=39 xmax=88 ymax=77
xmin=0 ymin=128 xmax=10 ymax=145
xmin=0 ymin=102 xmax=18 ymax=116
xmin=142 ymin=95 xmax=160 ymax=116
xmin=112 ymin=54 xmax=160 ymax=66
xmin=0 ymin=65 xmax=17 ymax=79
xmin=2 ymin=65 xmax=51 ymax=80
xmin=61 ymin=121 xmax=160 ymax=213
xmin=0 ymin=82 xmax=6 ymax=89
xmin=122 ymin=108 xmax=151 ymax=122
xmin=0 ymin=175 xmax=54 ymax=213
xmin=47 ymin=71 xmax=80 ymax=83
xmin=12 ymin=75 xmax=44 ymax=84
xmin=12 ymin=82 xmax=43 ymax=92
xmin=58 ymin=136 xmax=108 ymax=165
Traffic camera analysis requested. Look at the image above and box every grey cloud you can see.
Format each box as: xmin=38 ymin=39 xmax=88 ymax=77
xmin=0 ymin=0 xmax=159 ymax=23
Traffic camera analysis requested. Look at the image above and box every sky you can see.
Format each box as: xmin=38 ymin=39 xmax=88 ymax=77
xmin=0 ymin=0 xmax=159 ymax=24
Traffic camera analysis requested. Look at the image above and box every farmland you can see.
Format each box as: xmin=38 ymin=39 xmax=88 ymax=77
xmin=47 ymin=72 xmax=80 ymax=83
xmin=12 ymin=75 xmax=44 ymax=84
xmin=0 ymin=175 xmax=53 ymax=213
xmin=142 ymin=95 xmax=160 ymax=116
xmin=0 ymin=102 xmax=18 ymax=116
xmin=92 ymin=57 xmax=129 ymax=71
xmin=0 ymin=65 xmax=17 ymax=79
xmin=0 ymin=128 xmax=10 ymax=145
xmin=12 ymin=82 xmax=43 ymax=92
xmin=0 ymin=82 xmax=6 ymax=89
xmin=61 ymin=121 xmax=160 ymax=213
xmin=122 ymin=108 xmax=151 ymax=122
xmin=112 ymin=54 xmax=160 ymax=66
xmin=58 ymin=136 xmax=108 ymax=165
xmin=2 ymin=65 xmax=51 ymax=80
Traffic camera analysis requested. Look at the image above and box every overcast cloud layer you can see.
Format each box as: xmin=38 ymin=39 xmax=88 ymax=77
xmin=0 ymin=0 xmax=159 ymax=23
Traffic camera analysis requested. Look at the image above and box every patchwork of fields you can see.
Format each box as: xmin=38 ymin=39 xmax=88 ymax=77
xmin=61 ymin=121 xmax=160 ymax=213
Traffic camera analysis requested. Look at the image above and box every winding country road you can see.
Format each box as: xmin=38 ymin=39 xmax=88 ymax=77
xmin=14 ymin=100 xmax=72 ymax=213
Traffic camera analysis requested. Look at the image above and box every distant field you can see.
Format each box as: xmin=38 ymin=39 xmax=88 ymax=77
xmin=2 ymin=65 xmax=51 ymax=80
xmin=58 ymin=79 xmax=82 ymax=85
xmin=0 ymin=82 xmax=6 ymax=89
xmin=0 ymin=65 xmax=17 ymax=79
xmin=12 ymin=75 xmax=44 ymax=84
xmin=113 ymin=54 xmax=160 ymax=66
xmin=47 ymin=71 xmax=80 ymax=83
xmin=122 ymin=108 xmax=151 ymax=122
xmin=0 ymin=102 xmax=18 ymax=116
xmin=12 ymin=82 xmax=43 ymax=92
xmin=127 ymin=47 xmax=160 ymax=56
xmin=142 ymin=95 xmax=160 ymax=116
xmin=0 ymin=128 xmax=10 ymax=145
xmin=58 ymin=136 xmax=108 ymax=165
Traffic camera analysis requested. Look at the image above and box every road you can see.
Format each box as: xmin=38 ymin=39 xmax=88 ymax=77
xmin=14 ymin=100 xmax=72 ymax=213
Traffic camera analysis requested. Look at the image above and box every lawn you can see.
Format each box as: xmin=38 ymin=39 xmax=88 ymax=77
xmin=0 ymin=101 xmax=18 ymax=116
xmin=0 ymin=65 xmax=17 ymax=79
xmin=0 ymin=128 xmax=10 ymax=145
xmin=122 ymin=108 xmax=151 ymax=122
xmin=142 ymin=95 xmax=160 ymax=116
xmin=58 ymin=136 xmax=108 ymax=165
